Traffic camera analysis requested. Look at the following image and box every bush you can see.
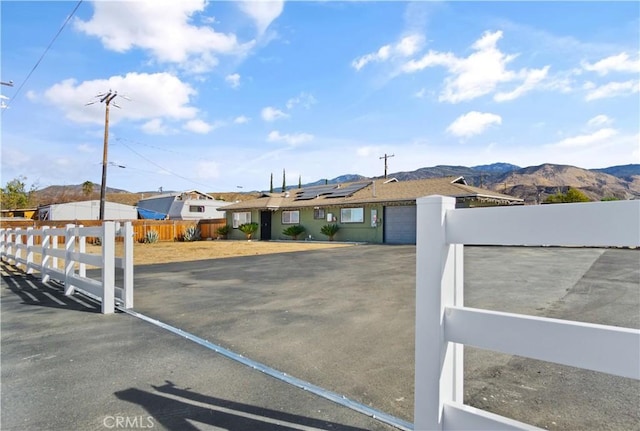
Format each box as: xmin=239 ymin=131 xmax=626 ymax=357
xmin=320 ymin=223 xmax=339 ymax=241
xmin=282 ymin=224 xmax=305 ymax=240
xmin=238 ymin=222 xmax=259 ymax=240
xmin=545 ymin=188 xmax=591 ymax=203
xmin=143 ymin=230 xmax=159 ymax=244
xmin=182 ymin=226 xmax=201 ymax=242
xmin=216 ymin=224 xmax=231 ymax=237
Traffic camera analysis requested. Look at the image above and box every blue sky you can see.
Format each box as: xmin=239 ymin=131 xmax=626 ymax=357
xmin=1 ymin=1 xmax=639 ymax=193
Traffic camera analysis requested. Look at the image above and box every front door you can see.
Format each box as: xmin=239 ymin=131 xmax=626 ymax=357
xmin=260 ymin=211 xmax=272 ymax=240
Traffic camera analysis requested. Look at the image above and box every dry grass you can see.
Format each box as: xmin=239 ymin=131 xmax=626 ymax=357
xmin=85 ymin=240 xmax=353 ymax=266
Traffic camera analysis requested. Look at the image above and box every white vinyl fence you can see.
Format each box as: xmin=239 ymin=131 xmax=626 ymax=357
xmin=0 ymin=221 xmax=134 ymax=314
xmin=415 ymin=196 xmax=640 ymax=431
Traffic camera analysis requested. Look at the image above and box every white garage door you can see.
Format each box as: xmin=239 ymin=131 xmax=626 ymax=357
xmin=384 ymin=205 xmax=416 ymax=244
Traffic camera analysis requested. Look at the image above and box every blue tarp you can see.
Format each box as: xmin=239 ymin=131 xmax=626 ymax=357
xmin=137 ymin=208 xmax=167 ymax=220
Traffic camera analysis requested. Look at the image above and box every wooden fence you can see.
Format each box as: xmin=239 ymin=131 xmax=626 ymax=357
xmin=0 ymin=219 xmax=227 ymax=243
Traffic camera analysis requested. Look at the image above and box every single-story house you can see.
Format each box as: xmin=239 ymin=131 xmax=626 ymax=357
xmin=221 ymin=176 xmax=523 ymax=244
xmin=38 ymin=200 xmax=138 ymax=221
xmin=136 ymin=190 xmax=226 ymax=220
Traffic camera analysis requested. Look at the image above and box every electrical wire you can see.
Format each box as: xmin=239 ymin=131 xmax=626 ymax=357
xmin=116 ymin=138 xmax=214 ymax=189
xmin=2 ymin=0 xmax=84 ymax=113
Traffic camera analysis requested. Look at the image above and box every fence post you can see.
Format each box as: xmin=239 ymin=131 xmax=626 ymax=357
xmin=64 ymin=224 xmax=76 ymax=296
xmin=0 ymin=228 xmax=5 ymax=260
xmin=101 ymin=222 xmax=115 ymax=314
xmin=26 ymin=227 xmax=34 ymax=274
xmin=14 ymin=228 xmax=23 ymax=268
xmin=41 ymin=226 xmax=51 ymax=283
xmin=122 ymin=221 xmax=134 ymax=308
xmin=52 ymin=229 xmax=59 ymax=270
xmin=77 ymin=225 xmax=86 ymax=279
xmin=415 ymin=195 xmax=463 ymax=430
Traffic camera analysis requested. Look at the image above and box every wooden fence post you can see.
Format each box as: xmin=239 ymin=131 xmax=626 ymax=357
xmin=414 ymin=195 xmax=464 ymax=430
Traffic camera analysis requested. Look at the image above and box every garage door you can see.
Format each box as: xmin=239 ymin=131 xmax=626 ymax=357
xmin=384 ymin=205 xmax=416 ymax=244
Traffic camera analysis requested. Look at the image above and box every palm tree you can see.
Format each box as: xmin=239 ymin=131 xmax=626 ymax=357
xmin=82 ymin=181 xmax=94 ymax=197
xmin=238 ymin=222 xmax=259 ymax=240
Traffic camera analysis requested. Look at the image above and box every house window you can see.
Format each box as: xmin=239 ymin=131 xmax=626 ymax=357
xmin=341 ymin=207 xmax=364 ymax=223
xmin=282 ymin=210 xmax=300 ymax=224
xmin=232 ymin=212 xmax=251 ymax=228
xmin=189 ymin=205 xmax=205 ymax=213
xmin=313 ymin=208 xmax=325 ymax=220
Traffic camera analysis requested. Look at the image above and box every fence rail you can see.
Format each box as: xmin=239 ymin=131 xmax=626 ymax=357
xmin=0 ymin=222 xmax=134 ymax=314
xmin=415 ymin=196 xmax=640 ymax=431
xmin=0 ymin=218 xmax=227 ymax=243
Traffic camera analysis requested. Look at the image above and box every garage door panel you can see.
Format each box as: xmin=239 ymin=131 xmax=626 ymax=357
xmin=384 ymin=206 xmax=416 ymax=244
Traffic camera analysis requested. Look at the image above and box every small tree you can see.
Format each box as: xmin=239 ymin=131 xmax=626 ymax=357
xmin=282 ymin=168 xmax=286 ymax=192
xmin=545 ymin=188 xmax=591 ymax=203
xmin=82 ymin=180 xmax=94 ymax=197
xmin=321 ymin=223 xmax=339 ymax=241
xmin=238 ymin=222 xmax=259 ymax=240
xmin=298 ymin=175 xmax=302 ymax=189
xmin=1 ymin=176 xmax=36 ymax=209
xmin=283 ymin=224 xmax=305 ymax=240
xmin=269 ymin=173 xmax=274 ymax=193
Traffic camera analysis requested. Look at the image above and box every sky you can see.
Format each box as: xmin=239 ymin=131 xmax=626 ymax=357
xmin=1 ymin=1 xmax=639 ymax=193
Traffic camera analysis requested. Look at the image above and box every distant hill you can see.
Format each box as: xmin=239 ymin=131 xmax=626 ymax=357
xmin=490 ymin=164 xmax=640 ymax=203
xmin=591 ymin=164 xmax=640 ymax=180
xmin=471 ymin=162 xmax=521 ymax=174
xmin=301 ymin=174 xmax=367 ymax=188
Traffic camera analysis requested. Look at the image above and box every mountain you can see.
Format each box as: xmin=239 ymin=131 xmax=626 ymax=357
xmin=591 ymin=164 xmax=640 ymax=180
xmin=296 ymin=174 xmax=367 ymax=189
xmin=471 ymin=163 xmax=521 ymax=174
xmin=490 ymin=164 xmax=640 ymax=203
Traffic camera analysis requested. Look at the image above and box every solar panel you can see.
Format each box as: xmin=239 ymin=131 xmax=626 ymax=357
xmin=326 ymin=182 xmax=371 ymax=198
xmin=294 ymin=184 xmax=337 ymax=200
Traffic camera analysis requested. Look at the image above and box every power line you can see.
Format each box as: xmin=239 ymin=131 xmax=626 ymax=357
xmin=2 ymin=0 xmax=84 ymax=113
xmin=117 ymin=139 xmax=213 ymax=189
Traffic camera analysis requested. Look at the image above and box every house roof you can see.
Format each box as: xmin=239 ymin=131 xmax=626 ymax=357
xmin=221 ymin=177 xmax=523 ymax=211
xmin=137 ymin=189 xmax=216 ymax=202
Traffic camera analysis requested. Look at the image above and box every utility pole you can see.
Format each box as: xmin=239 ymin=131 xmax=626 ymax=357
xmin=86 ymin=90 xmax=126 ymax=220
xmin=1 ymin=80 xmax=13 ymax=87
xmin=379 ymin=153 xmax=395 ymax=179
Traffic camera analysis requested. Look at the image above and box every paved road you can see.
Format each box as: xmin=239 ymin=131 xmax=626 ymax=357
xmin=2 ymin=245 xmax=639 ymax=430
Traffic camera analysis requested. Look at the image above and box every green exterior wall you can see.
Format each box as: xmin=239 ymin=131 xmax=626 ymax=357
xmin=226 ymin=204 xmax=385 ymax=243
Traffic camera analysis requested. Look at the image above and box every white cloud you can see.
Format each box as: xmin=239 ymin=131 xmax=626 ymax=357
xmin=402 ymin=30 xmax=550 ymax=103
xmin=234 ymin=115 xmax=250 ymax=124
xmin=550 ymin=128 xmax=619 ymax=148
xmin=447 ymin=111 xmax=502 ymax=138
xmin=75 ymin=1 xmax=254 ymax=73
xmin=142 ymin=118 xmax=171 ymax=135
xmin=587 ymin=115 xmax=613 ymax=128
xmin=237 ymin=0 xmax=284 ymax=35
xmin=261 ymin=106 xmax=289 ymax=122
xmin=494 ymin=66 xmax=550 ymax=102
xmin=584 ymin=80 xmax=640 ymax=101
xmin=356 ymin=146 xmax=380 ymax=157
xmin=195 ymin=161 xmax=220 ymax=180
xmin=44 ymin=72 xmax=198 ymax=125
xmin=414 ymin=88 xmax=427 ymax=99
xmin=76 ymin=144 xmax=95 ymax=153
xmin=286 ymin=92 xmax=317 ymax=110
xmin=582 ymin=52 xmax=640 ymax=75
xmin=267 ymin=130 xmax=314 ymax=146
xmin=183 ymin=119 xmax=221 ymax=134
xmin=225 ymin=73 xmax=241 ymax=88
xmin=352 ymin=34 xmax=424 ymax=70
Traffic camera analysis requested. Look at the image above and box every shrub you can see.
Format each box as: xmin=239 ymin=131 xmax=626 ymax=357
xmin=143 ymin=230 xmax=159 ymax=244
xmin=182 ymin=226 xmax=201 ymax=242
xmin=545 ymin=188 xmax=591 ymax=203
xmin=238 ymin=222 xmax=259 ymax=240
xmin=216 ymin=224 xmax=231 ymax=238
xmin=320 ymin=223 xmax=339 ymax=241
xmin=282 ymin=224 xmax=305 ymax=240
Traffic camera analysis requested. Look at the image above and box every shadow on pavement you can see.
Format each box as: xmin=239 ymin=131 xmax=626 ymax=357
xmin=115 ymin=380 xmax=371 ymax=431
xmin=1 ymin=263 xmax=101 ymax=313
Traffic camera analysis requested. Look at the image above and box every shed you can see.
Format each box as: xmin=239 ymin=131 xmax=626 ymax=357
xmin=38 ymin=200 xmax=138 ymax=221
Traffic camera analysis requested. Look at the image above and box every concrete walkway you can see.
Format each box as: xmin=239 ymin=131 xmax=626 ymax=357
xmin=2 ymin=245 xmax=639 ymax=430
